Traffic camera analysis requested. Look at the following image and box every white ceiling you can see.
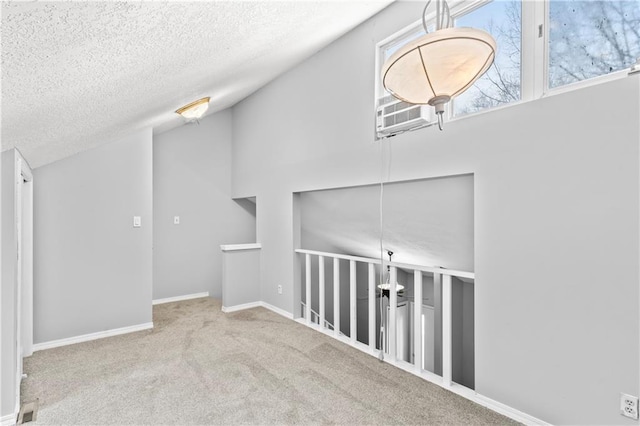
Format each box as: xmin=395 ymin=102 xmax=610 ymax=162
xmin=1 ymin=0 xmax=393 ymax=168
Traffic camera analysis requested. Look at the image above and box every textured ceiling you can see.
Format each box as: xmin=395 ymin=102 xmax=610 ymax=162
xmin=1 ymin=0 xmax=393 ymax=168
xmin=300 ymin=175 xmax=474 ymax=272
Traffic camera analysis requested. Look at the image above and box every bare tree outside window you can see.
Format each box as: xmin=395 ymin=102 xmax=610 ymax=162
xmin=454 ymin=0 xmax=640 ymax=116
xmin=453 ymin=0 xmax=521 ymax=116
xmin=549 ymin=0 xmax=640 ymax=88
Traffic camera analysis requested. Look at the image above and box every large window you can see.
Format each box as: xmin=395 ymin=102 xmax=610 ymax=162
xmin=548 ymin=0 xmax=640 ymax=88
xmin=375 ymin=0 xmax=640 ymax=137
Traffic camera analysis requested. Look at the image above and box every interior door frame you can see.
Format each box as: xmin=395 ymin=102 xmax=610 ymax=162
xmin=20 ymin=159 xmax=33 ymax=358
xmin=14 ymin=151 xmax=33 ymax=410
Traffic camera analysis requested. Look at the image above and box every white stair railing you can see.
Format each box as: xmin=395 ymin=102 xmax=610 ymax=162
xmin=295 ymin=248 xmax=474 ymax=391
xmin=300 ymin=301 xmax=334 ymax=330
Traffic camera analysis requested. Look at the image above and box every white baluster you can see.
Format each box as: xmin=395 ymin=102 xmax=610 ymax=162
xmin=305 ymin=254 xmax=311 ymax=325
xmin=350 ymin=260 xmax=357 ymax=343
xmin=414 ymin=270 xmax=423 ymax=372
xmin=389 ymin=266 xmax=397 ymax=360
xmin=368 ymin=263 xmax=375 ymax=351
xmin=333 ymin=258 xmax=340 ymax=336
xmin=442 ymin=274 xmax=452 ymax=387
xmin=319 ymin=256 xmax=325 ymax=329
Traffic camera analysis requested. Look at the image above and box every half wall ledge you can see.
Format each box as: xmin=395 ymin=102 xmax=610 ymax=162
xmin=220 ymin=243 xmax=262 ymax=251
xmin=221 ymin=243 xmax=262 ymax=310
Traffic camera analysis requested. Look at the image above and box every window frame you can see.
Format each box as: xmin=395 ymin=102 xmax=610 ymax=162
xmin=542 ymin=0 xmax=637 ymax=96
xmin=374 ymin=0 xmax=638 ymax=136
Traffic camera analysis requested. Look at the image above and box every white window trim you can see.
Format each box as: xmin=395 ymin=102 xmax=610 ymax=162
xmin=544 ymin=68 xmax=632 ymax=97
xmin=520 ymin=0 xmax=545 ymax=101
xmin=375 ymin=0 xmax=637 ymax=138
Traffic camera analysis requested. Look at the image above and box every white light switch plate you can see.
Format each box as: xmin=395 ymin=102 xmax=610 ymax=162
xmin=133 ymin=216 xmax=141 ymax=228
xmin=174 ymin=216 xmax=180 ymax=225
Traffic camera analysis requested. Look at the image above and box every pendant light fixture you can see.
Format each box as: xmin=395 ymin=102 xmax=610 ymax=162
xmin=381 ymin=0 xmax=496 ymax=130
xmin=175 ymin=97 xmax=210 ymax=121
xmin=378 ymin=251 xmax=404 ymax=293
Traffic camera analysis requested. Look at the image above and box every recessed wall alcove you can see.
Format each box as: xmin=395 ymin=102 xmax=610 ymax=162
xmin=297 ymin=174 xmax=475 ymax=388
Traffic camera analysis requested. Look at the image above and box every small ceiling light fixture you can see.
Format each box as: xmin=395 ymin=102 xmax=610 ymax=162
xmin=175 ymin=97 xmax=210 ymax=121
xmin=381 ymin=0 xmax=496 ymax=130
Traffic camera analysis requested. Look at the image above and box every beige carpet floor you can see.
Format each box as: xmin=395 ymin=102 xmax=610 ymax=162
xmin=22 ymin=297 xmax=517 ymax=425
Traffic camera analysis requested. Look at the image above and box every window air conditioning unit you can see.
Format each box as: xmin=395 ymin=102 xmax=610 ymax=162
xmin=376 ymin=95 xmax=433 ymax=138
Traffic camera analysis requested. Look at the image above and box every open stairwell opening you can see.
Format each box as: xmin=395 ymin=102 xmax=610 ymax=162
xmin=297 ymin=249 xmax=475 ymax=391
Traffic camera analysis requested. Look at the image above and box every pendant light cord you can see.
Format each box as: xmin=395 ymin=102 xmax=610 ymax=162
xmin=378 ymin=140 xmax=386 ymax=361
xmin=378 ymin=139 xmax=393 ymax=361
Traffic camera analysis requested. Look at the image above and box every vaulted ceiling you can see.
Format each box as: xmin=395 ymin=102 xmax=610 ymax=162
xmin=1 ymin=1 xmax=393 ymax=168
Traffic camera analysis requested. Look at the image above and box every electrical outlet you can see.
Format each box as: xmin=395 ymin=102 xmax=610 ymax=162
xmin=621 ymin=393 xmax=639 ymax=420
xmin=277 ymin=285 xmax=282 ymax=295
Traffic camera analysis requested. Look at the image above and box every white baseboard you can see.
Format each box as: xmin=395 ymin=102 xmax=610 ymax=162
xmin=152 ymin=292 xmax=209 ymax=305
xmin=474 ymin=394 xmax=550 ymax=426
xmin=260 ymin=301 xmax=294 ymax=319
xmin=1 ymin=411 xmax=17 ymax=426
xmin=33 ymin=322 xmax=154 ymax=352
xmin=221 ymin=300 xmax=294 ymax=320
xmin=222 ymin=301 xmax=262 ymax=313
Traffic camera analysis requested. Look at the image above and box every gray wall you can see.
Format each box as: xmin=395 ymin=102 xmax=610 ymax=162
xmin=153 ymin=110 xmax=256 ymax=300
xmin=33 ymin=129 xmax=153 ymax=344
xmin=231 ymin=2 xmax=640 ymax=424
xmin=221 ymin=247 xmax=261 ymax=308
xmin=1 ymin=150 xmax=17 ymax=418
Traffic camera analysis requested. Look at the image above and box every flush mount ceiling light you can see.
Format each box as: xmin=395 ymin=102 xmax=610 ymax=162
xmin=381 ymin=0 xmax=496 ymax=130
xmin=175 ymin=97 xmax=210 ymax=121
